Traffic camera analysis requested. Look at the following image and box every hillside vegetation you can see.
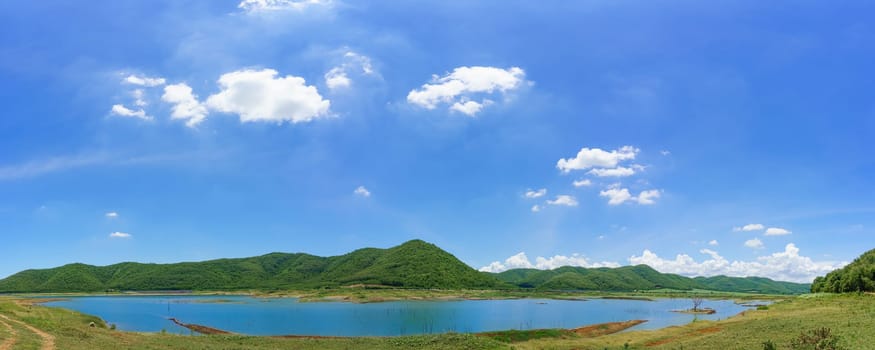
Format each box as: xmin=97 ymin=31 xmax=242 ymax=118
xmin=0 ymin=240 xmax=809 ymax=294
xmin=495 ymin=265 xmax=810 ymax=294
xmin=811 ymin=248 xmax=875 ymax=293
xmin=0 ymin=240 xmax=503 ymax=292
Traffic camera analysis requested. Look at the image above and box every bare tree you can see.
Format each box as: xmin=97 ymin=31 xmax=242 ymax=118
xmin=691 ymin=297 xmax=704 ymax=311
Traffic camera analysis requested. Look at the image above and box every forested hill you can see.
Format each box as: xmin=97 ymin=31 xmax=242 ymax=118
xmin=493 ymin=265 xmax=810 ymax=295
xmin=0 ymin=240 xmax=809 ymax=294
xmin=0 ymin=240 xmax=504 ymax=292
xmin=811 ymin=248 xmax=875 ymax=293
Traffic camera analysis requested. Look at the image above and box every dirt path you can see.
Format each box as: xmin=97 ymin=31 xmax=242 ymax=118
xmin=0 ymin=314 xmax=55 ymax=350
xmin=0 ymin=318 xmax=17 ymax=350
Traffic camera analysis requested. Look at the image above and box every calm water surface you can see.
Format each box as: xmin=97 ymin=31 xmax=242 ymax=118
xmin=44 ymin=296 xmax=755 ymax=336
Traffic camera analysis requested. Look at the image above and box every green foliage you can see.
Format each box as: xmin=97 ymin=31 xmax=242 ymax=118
xmin=789 ymin=328 xmax=846 ymax=350
xmin=0 ymin=239 xmax=814 ymax=294
xmin=0 ymin=240 xmax=507 ymax=292
xmin=494 ymin=264 xmax=810 ymax=294
xmin=763 ymin=340 xmax=777 ymax=350
xmin=811 ymin=248 xmax=875 ymax=293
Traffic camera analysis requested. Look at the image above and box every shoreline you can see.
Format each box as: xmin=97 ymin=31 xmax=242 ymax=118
xmin=12 ymin=288 xmax=791 ymax=305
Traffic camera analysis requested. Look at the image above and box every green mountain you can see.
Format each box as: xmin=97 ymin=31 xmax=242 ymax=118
xmin=494 ymin=265 xmax=810 ymax=294
xmin=811 ymin=248 xmax=875 ymax=293
xmin=0 ymin=240 xmax=505 ymax=292
xmin=0 ymin=240 xmax=810 ymax=294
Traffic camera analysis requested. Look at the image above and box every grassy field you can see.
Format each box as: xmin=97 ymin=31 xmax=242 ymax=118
xmin=0 ymin=293 xmax=873 ymax=349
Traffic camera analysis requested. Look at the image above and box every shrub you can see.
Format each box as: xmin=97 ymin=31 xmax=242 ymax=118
xmin=789 ymin=328 xmax=846 ymax=350
xmin=762 ymin=340 xmax=777 ymax=350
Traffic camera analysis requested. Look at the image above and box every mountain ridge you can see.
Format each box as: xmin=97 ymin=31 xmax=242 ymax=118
xmin=0 ymin=240 xmax=810 ymax=294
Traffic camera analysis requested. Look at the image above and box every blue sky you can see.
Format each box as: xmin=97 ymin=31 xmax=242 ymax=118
xmin=1 ymin=0 xmax=873 ymax=283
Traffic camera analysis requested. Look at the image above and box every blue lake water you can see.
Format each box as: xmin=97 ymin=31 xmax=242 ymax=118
xmin=44 ymin=296 xmax=754 ymax=336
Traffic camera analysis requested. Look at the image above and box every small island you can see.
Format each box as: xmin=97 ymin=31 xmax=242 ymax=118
xmin=672 ymin=297 xmax=717 ymax=314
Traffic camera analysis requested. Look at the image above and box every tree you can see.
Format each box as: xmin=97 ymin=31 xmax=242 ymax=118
xmin=691 ymin=297 xmax=704 ymax=311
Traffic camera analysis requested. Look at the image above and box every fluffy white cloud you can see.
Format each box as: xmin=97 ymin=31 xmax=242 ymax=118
xmin=733 ymin=223 xmax=765 ymax=232
xmin=162 ymin=83 xmax=208 ymax=127
xmin=599 ymin=187 xmax=661 ymax=205
xmin=479 ymin=252 xmax=620 ymax=273
xmin=708 ymin=239 xmax=719 ymax=246
xmin=206 ymin=69 xmax=330 ymax=124
xmin=407 ymin=66 xmax=525 ymax=116
xmin=238 ymin=0 xmax=330 ymax=12
xmin=587 ymin=166 xmax=636 ymax=177
xmin=124 ymin=74 xmax=165 ymax=87
xmin=110 ymin=104 xmax=151 ymax=120
xmin=556 ymin=146 xmax=638 ymax=173
xmin=450 ymin=99 xmax=492 ymax=116
xmin=636 ymin=189 xmax=661 ymax=205
xmin=524 ymin=188 xmax=547 ymax=199
xmin=531 ymin=205 xmax=541 ymax=212
xmin=765 ymin=227 xmax=792 ymax=236
xmin=546 ymin=195 xmax=578 ymax=206
xmin=573 ymin=179 xmax=592 ymax=187
xmin=109 ymin=232 xmax=131 ymax=239
xmin=105 ymin=212 xmax=119 ymax=218
xmin=324 ymin=67 xmax=350 ymax=90
xmin=354 ymin=186 xmax=371 ymax=197
xmin=745 ymin=238 xmax=764 ymax=249
xmin=600 ymin=187 xmax=632 ymax=205
xmin=629 ymin=244 xmax=844 ymax=283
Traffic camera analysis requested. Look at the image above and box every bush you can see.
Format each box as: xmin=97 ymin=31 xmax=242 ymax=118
xmin=762 ymin=340 xmax=777 ymax=350
xmin=789 ymin=328 xmax=846 ymax=350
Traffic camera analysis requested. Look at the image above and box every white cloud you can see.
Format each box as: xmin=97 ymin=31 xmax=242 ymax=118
xmin=206 ymin=69 xmax=330 ymax=124
xmin=479 ymin=252 xmax=620 ymax=273
xmin=124 ymin=74 xmax=165 ymax=87
xmin=573 ymin=179 xmax=592 ymax=187
xmin=636 ymin=189 xmax=661 ymax=205
xmin=109 ymin=232 xmax=131 ymax=239
xmin=345 ymin=51 xmax=374 ymax=75
xmin=238 ymin=0 xmax=330 ymax=12
xmin=524 ymin=188 xmax=547 ymax=199
xmin=450 ymin=99 xmax=492 ymax=116
xmin=733 ymin=223 xmax=765 ymax=232
xmin=132 ymin=89 xmax=147 ymax=107
xmin=660 ymin=150 xmax=671 ymax=156
xmin=546 ymin=195 xmax=578 ymax=207
xmin=324 ymin=67 xmax=350 ymax=90
xmin=708 ymin=239 xmax=719 ymax=246
xmin=765 ymin=227 xmax=792 ymax=236
xmin=324 ymin=51 xmax=376 ymax=91
xmin=587 ymin=166 xmax=636 ymax=177
xmin=745 ymin=238 xmax=764 ymax=249
xmin=629 ymin=243 xmax=844 ymax=283
xmin=556 ymin=146 xmax=638 ymax=173
xmin=162 ymin=83 xmax=208 ymax=127
xmin=105 ymin=212 xmax=119 ymax=218
xmin=110 ymin=104 xmax=152 ymax=120
xmin=531 ymin=205 xmax=541 ymax=212
xmin=598 ymin=186 xmax=662 ymax=206
xmin=353 ymin=186 xmax=371 ymax=197
xmin=407 ymin=66 xmax=525 ymax=116
xmin=600 ymin=187 xmax=632 ymax=205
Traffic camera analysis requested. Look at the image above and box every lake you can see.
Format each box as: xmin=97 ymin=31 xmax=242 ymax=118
xmin=44 ymin=295 xmax=755 ymax=336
